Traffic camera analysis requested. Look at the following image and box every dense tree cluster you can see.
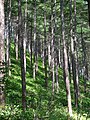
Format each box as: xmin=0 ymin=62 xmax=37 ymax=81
xmin=0 ymin=0 xmax=90 ymax=119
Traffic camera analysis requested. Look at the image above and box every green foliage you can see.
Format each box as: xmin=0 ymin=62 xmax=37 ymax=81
xmin=1 ymin=43 xmax=90 ymax=119
xmin=0 ymin=105 xmax=34 ymax=120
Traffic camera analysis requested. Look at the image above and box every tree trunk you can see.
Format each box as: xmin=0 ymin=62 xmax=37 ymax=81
xmin=60 ymin=0 xmax=72 ymax=117
xmin=44 ymin=0 xmax=48 ymax=87
xmin=18 ymin=0 xmax=26 ymax=111
xmin=55 ymin=57 xmax=59 ymax=92
xmin=23 ymin=0 xmax=27 ymax=73
xmin=15 ymin=16 xmax=19 ymax=60
xmin=0 ymin=0 xmax=5 ymax=107
xmin=6 ymin=0 xmax=11 ymax=76
xmin=30 ymin=19 xmax=33 ymax=68
xmin=73 ymin=0 xmax=79 ymax=107
xmin=33 ymin=0 xmax=37 ymax=79
xmin=81 ymin=25 xmax=88 ymax=93
xmin=51 ymin=1 xmax=55 ymax=95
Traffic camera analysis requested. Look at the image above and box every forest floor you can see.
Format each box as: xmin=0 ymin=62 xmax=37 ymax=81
xmin=0 ymin=43 xmax=90 ymax=120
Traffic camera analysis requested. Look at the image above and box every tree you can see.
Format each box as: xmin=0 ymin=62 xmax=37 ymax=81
xmin=0 ymin=0 xmax=5 ymax=107
xmin=51 ymin=0 xmax=55 ymax=95
xmin=18 ymin=0 xmax=26 ymax=111
xmin=6 ymin=0 xmax=11 ymax=75
xmin=73 ymin=0 xmax=79 ymax=107
xmin=33 ymin=0 xmax=37 ymax=79
xmin=60 ymin=0 xmax=72 ymax=117
xmin=44 ymin=0 xmax=48 ymax=87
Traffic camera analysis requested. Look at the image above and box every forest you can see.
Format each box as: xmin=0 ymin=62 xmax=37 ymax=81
xmin=0 ymin=0 xmax=90 ymax=119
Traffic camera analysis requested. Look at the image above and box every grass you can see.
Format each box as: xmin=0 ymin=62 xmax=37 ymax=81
xmin=0 ymin=43 xmax=90 ymax=120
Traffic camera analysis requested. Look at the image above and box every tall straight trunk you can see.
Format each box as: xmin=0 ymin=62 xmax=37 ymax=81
xmin=23 ymin=0 xmax=27 ymax=72
xmin=6 ymin=0 xmax=11 ymax=75
xmin=60 ymin=0 xmax=72 ymax=117
xmin=6 ymin=20 xmax=10 ymax=70
xmin=70 ymin=0 xmax=76 ymax=102
xmin=33 ymin=0 xmax=37 ymax=79
xmin=18 ymin=0 xmax=26 ymax=111
xmin=70 ymin=0 xmax=79 ymax=107
xmin=55 ymin=57 xmax=59 ymax=92
xmin=58 ymin=38 xmax=61 ymax=67
xmin=48 ymin=15 xmax=51 ymax=68
xmin=30 ymin=19 xmax=33 ymax=68
xmin=0 ymin=0 xmax=5 ymax=107
xmin=73 ymin=0 xmax=79 ymax=107
xmin=48 ymin=32 xmax=51 ymax=67
xmin=44 ymin=0 xmax=48 ymax=87
xmin=54 ymin=0 xmax=59 ymax=92
xmin=42 ymin=40 xmax=44 ymax=68
xmin=81 ymin=25 xmax=88 ymax=93
xmin=70 ymin=0 xmax=73 ymax=84
xmin=15 ymin=16 xmax=19 ymax=60
xmin=67 ymin=45 xmax=71 ymax=83
xmin=51 ymin=0 xmax=55 ymax=95
xmin=27 ymin=15 xmax=33 ymax=68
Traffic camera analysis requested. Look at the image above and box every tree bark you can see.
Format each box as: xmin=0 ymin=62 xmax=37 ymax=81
xmin=44 ymin=0 xmax=48 ymax=87
xmin=18 ymin=0 xmax=26 ymax=111
xmin=73 ymin=0 xmax=79 ymax=107
xmin=23 ymin=0 xmax=27 ymax=73
xmin=6 ymin=0 xmax=11 ymax=75
xmin=15 ymin=16 xmax=19 ymax=60
xmin=60 ymin=0 xmax=72 ymax=117
xmin=81 ymin=25 xmax=88 ymax=93
xmin=33 ymin=0 xmax=37 ymax=79
xmin=51 ymin=0 xmax=55 ymax=95
xmin=0 ymin=0 xmax=5 ymax=107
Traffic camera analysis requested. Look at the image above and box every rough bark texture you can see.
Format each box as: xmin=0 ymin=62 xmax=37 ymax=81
xmin=15 ymin=16 xmax=19 ymax=60
xmin=23 ymin=0 xmax=27 ymax=73
xmin=51 ymin=0 xmax=55 ymax=95
xmin=60 ymin=0 xmax=72 ymax=117
xmin=33 ymin=0 xmax=37 ymax=79
xmin=0 ymin=0 xmax=5 ymax=107
xmin=81 ymin=26 xmax=87 ymax=93
xmin=18 ymin=0 xmax=26 ymax=111
xmin=44 ymin=0 xmax=48 ymax=87
xmin=6 ymin=0 xmax=11 ymax=75
xmin=73 ymin=0 xmax=79 ymax=107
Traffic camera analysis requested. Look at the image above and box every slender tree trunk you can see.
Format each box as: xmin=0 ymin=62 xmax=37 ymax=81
xmin=6 ymin=0 xmax=11 ymax=76
xmin=6 ymin=20 xmax=10 ymax=72
xmin=58 ymin=38 xmax=61 ymax=67
xmin=51 ymin=1 xmax=55 ymax=95
xmin=48 ymin=16 xmax=51 ymax=68
xmin=69 ymin=0 xmax=79 ymax=107
xmin=30 ymin=19 xmax=33 ymax=68
xmin=44 ymin=0 xmax=48 ymax=87
xmin=48 ymin=34 xmax=51 ymax=67
xmin=0 ymin=0 xmax=5 ymax=107
xmin=33 ymin=0 xmax=37 ymax=79
xmin=60 ymin=0 xmax=72 ymax=117
xmin=73 ymin=0 xmax=79 ymax=107
xmin=15 ymin=16 xmax=19 ymax=60
xmin=23 ymin=0 xmax=27 ymax=72
xmin=67 ymin=45 xmax=71 ymax=83
xmin=81 ymin=25 xmax=88 ymax=93
xmin=18 ymin=0 xmax=26 ymax=111
xmin=55 ymin=57 xmax=59 ymax=92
